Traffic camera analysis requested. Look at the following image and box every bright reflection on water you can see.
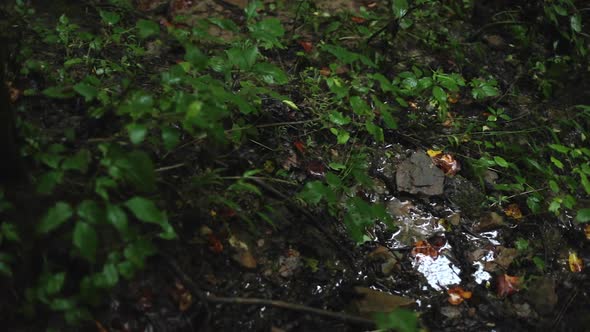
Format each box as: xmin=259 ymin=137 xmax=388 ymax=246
xmin=411 ymin=254 xmax=461 ymax=291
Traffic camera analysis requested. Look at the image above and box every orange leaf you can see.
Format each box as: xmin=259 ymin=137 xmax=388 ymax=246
xmin=350 ymin=16 xmax=366 ymax=24
xmin=293 ymin=140 xmax=305 ymax=154
xmin=568 ymin=251 xmax=583 ymax=273
xmin=497 ymin=274 xmax=520 ymax=297
xmin=208 ymin=234 xmax=224 ymax=253
xmin=430 ymin=152 xmax=461 ymax=176
xmin=298 ymin=40 xmax=313 ymax=53
xmin=504 ymin=203 xmax=523 ymax=220
xmin=319 ymin=67 xmax=331 ymax=76
xmin=411 ymin=240 xmax=438 ymax=259
xmin=447 ymin=286 xmax=472 ymax=305
xmin=585 ymin=224 xmax=590 ymax=240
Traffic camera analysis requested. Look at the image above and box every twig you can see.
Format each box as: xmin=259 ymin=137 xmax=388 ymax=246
xmin=162 ymin=253 xmax=376 ymax=327
xmin=155 ymin=163 xmax=186 ymax=172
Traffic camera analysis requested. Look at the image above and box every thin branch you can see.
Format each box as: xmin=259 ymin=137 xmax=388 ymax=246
xmin=162 ymin=253 xmax=376 ymax=327
xmin=467 ymin=21 xmax=525 ymax=42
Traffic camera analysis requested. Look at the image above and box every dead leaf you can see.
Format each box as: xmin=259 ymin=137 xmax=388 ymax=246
xmin=208 ymin=234 xmax=224 ymax=253
xmin=485 ymin=246 xmax=518 ymax=271
xmin=293 ymin=140 xmax=305 ymax=154
xmin=306 ymin=160 xmax=325 ymax=178
xmin=171 ymin=280 xmax=193 ymax=311
xmin=411 ymin=240 xmax=439 ymax=259
xmin=95 ymin=321 xmax=108 ymax=332
xmin=350 ymin=16 xmax=366 ymax=24
xmin=585 ymin=224 xmax=590 ymax=240
xmin=568 ymin=251 xmax=583 ymax=272
xmin=352 ymin=286 xmax=414 ymax=317
xmin=319 ymin=67 xmax=331 ymax=76
xmin=504 ymin=203 xmax=523 ymax=220
xmin=298 ymin=40 xmax=313 ymax=53
xmin=278 ymin=249 xmax=301 ymax=277
xmin=429 ymin=152 xmax=461 ymax=176
xmin=232 ymin=249 xmax=257 ymax=269
xmin=447 ymin=286 xmax=472 ymax=305
xmin=497 ymin=274 xmax=520 ymax=297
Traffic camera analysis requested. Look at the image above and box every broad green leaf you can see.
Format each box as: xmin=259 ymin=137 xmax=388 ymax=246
xmin=375 ymin=308 xmax=418 ymax=332
xmin=36 ymin=170 xmax=64 ymax=194
xmin=581 ymin=173 xmax=590 ymax=195
xmin=106 ymin=204 xmax=128 ymax=235
xmin=330 ymin=128 xmax=350 ymax=144
xmin=392 ymin=0 xmax=409 ymax=19
xmin=329 ymin=111 xmax=351 ymax=125
xmin=571 ymin=14 xmax=582 ymax=33
xmin=73 ymin=82 xmax=98 ymax=101
xmin=44 ymin=272 xmax=66 ymax=296
xmin=99 ymin=10 xmax=120 ymax=25
xmin=124 ymin=239 xmax=156 ymax=268
xmin=432 ymin=86 xmax=447 ymax=104
xmin=162 ymin=126 xmax=181 ymax=151
xmin=1 ymin=223 xmax=19 ymax=242
xmin=77 ymin=200 xmax=103 ymax=224
xmin=136 ymin=19 xmax=160 ymax=39
xmin=127 ymin=123 xmax=148 ymax=145
xmin=226 ymin=45 xmax=259 ymax=70
xmin=114 ymin=150 xmax=156 ymax=192
xmin=73 ymin=221 xmax=98 ymax=262
xmin=124 ymin=197 xmax=176 ymax=239
xmin=42 ymin=86 xmax=75 ymax=99
xmin=548 ymin=144 xmax=570 ymax=154
xmin=299 ymin=181 xmax=330 ymax=205
xmin=576 ymin=208 xmax=590 ymax=223
xmin=61 ymin=149 xmax=91 ymax=173
xmin=350 ymin=96 xmax=369 ymax=116
xmin=253 ymin=62 xmax=288 ymax=84
xmin=329 ymin=162 xmax=347 ymax=171
xmin=184 ymin=44 xmax=208 ymax=70
xmin=37 ymin=202 xmax=73 ymax=234
xmin=493 ymin=156 xmax=509 ymax=168
xmin=249 ymin=17 xmax=284 ymax=49
xmin=550 ymin=156 xmax=564 ymax=169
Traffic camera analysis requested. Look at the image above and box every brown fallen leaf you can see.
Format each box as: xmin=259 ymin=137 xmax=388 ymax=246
xmin=232 ymin=249 xmax=257 ymax=269
xmin=411 ymin=240 xmax=439 ymax=259
xmin=497 ymin=274 xmax=520 ymax=297
xmin=298 ymin=40 xmax=313 ymax=53
xmin=585 ymin=224 xmax=590 ymax=240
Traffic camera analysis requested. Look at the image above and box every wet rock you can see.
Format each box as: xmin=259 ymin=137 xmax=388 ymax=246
xmin=525 ymin=277 xmax=558 ymax=315
xmin=513 ymin=303 xmax=536 ymax=319
xmin=485 ymin=246 xmax=518 ymax=272
xmin=396 ymin=151 xmax=445 ymax=196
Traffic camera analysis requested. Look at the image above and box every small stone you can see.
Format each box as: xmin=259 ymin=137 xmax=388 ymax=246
xmin=473 ymin=212 xmax=505 ymax=232
xmin=440 ymin=306 xmax=462 ymax=319
xmin=396 ymin=151 xmax=445 ymax=196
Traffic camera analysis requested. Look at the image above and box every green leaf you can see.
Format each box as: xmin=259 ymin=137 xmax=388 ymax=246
xmin=432 ymin=86 xmax=447 ymax=104
xmin=226 ymin=45 xmax=259 ymax=70
xmin=0 ymin=261 xmax=12 ymax=277
xmin=550 ymin=156 xmax=564 ymax=169
xmin=106 ymin=204 xmax=129 ymax=235
xmin=124 ymin=197 xmax=176 ymax=239
xmin=576 ymin=208 xmax=590 ymax=223
xmin=42 ymin=86 xmax=75 ymax=99
xmin=328 ymin=111 xmax=351 ymax=125
xmin=73 ymin=82 xmax=98 ymax=101
xmin=330 ymin=128 xmax=350 ymax=144
xmin=124 ymin=239 xmax=156 ymax=268
xmin=162 ymin=126 xmax=181 ymax=151
xmin=136 ymin=19 xmax=160 ymax=39
xmin=253 ymin=62 xmax=288 ymax=84
xmin=581 ymin=173 xmax=590 ymax=196
xmin=1 ymin=223 xmax=20 ymax=242
xmin=184 ymin=44 xmax=208 ymax=71
xmin=548 ymin=144 xmax=570 ymax=154
xmin=127 ymin=123 xmax=148 ymax=145
xmin=493 ymin=156 xmax=509 ymax=168
xmin=571 ymin=14 xmax=582 ymax=33
xmin=73 ymin=221 xmax=98 ymax=262
xmin=350 ymin=96 xmax=370 ymax=116
xmin=329 ymin=162 xmax=347 ymax=171
xmin=44 ymin=272 xmax=66 ymax=296
xmin=299 ymin=181 xmax=330 ymax=205
xmin=249 ymin=17 xmax=284 ymax=49
xmin=100 ymin=10 xmax=120 ymax=25
xmin=77 ymin=200 xmax=103 ymax=224
xmin=37 ymin=202 xmax=73 ymax=234
xmin=229 ymin=181 xmax=262 ymax=195
xmin=374 ymin=308 xmax=418 ymax=332
xmin=36 ymin=170 xmax=64 ymax=194
xmin=391 ymin=0 xmax=409 ymax=19
xmin=61 ymin=149 xmax=91 ymax=173
xmin=114 ymin=150 xmax=156 ymax=192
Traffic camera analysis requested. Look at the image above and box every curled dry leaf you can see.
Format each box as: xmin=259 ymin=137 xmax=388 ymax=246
xmin=298 ymin=40 xmax=313 ymax=53
xmin=447 ymin=286 xmax=472 ymax=305
xmin=208 ymin=234 xmax=223 ymax=253
xmin=584 ymin=224 xmax=590 ymax=240
xmin=504 ymin=203 xmax=523 ymax=220
xmin=411 ymin=240 xmax=439 ymax=259
xmin=568 ymin=251 xmax=583 ymax=273
xmin=306 ymin=160 xmax=326 ymax=178
xmin=497 ymin=274 xmax=520 ymax=297
xmin=319 ymin=67 xmax=331 ymax=77
xmin=350 ymin=16 xmax=366 ymax=24
xmin=171 ymin=280 xmax=193 ymax=311
xmin=293 ymin=140 xmax=305 ymax=154
xmin=427 ymin=150 xmax=461 ymax=176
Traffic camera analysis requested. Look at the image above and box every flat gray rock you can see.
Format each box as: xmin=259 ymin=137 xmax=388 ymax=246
xmin=396 ymin=151 xmax=444 ymax=196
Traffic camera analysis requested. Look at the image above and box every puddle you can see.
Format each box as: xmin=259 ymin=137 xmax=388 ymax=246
xmin=412 ymin=254 xmax=461 ymax=291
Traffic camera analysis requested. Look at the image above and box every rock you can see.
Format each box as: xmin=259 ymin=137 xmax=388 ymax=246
xmin=445 ymin=176 xmax=486 ymax=217
xmin=396 ymin=151 xmax=445 ymax=196
xmin=352 ymin=287 xmax=414 ymax=317
xmin=440 ymin=306 xmax=462 ymax=319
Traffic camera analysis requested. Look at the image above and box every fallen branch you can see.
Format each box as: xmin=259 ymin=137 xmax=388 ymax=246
xmin=162 ymin=253 xmax=376 ymax=328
